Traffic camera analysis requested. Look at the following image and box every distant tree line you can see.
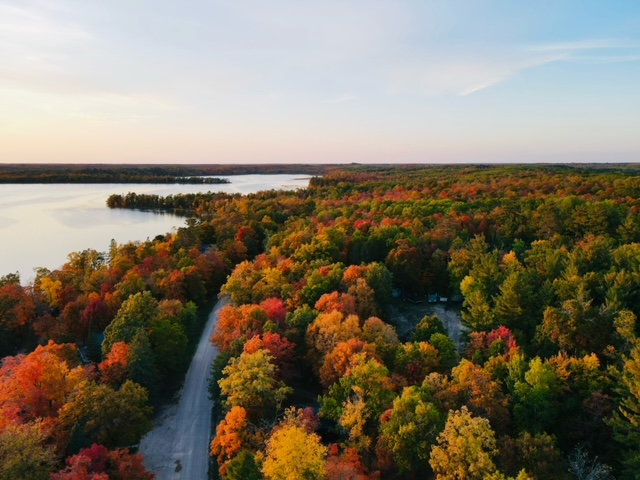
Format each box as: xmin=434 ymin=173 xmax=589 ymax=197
xmin=0 ymin=163 xmax=333 ymax=182
xmin=0 ymin=167 xmax=230 ymax=184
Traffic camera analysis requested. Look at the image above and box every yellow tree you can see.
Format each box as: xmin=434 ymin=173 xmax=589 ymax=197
xmin=429 ymin=406 xmax=499 ymax=480
xmin=218 ymin=349 xmax=291 ymax=420
xmin=39 ymin=276 xmax=63 ymax=309
xmin=306 ymin=311 xmax=362 ymax=369
xmin=262 ymin=419 xmax=327 ymax=480
xmin=0 ymin=421 xmax=58 ymax=480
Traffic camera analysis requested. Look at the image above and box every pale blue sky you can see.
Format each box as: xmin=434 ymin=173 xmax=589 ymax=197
xmin=1 ymin=0 xmax=639 ymax=163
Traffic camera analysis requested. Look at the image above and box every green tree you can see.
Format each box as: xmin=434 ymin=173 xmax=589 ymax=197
xmin=364 ymin=262 xmax=393 ymax=306
xmin=58 ymin=380 xmax=152 ymax=451
xmin=127 ymin=330 xmax=159 ymax=397
xmin=494 ymin=270 xmax=537 ymax=340
xmin=512 ymin=357 xmax=560 ymax=433
xmin=430 ymin=332 xmax=458 ymax=371
xmin=378 ymin=385 xmax=444 ymax=475
xmin=412 ymin=315 xmax=446 ymax=342
xmin=102 ymin=291 xmax=159 ymax=355
xmin=608 ymin=345 xmax=640 ymax=478
xmin=149 ymin=314 xmax=188 ymax=379
xmin=225 ymin=450 xmax=262 ymax=480
xmin=460 ymin=276 xmax=495 ymax=331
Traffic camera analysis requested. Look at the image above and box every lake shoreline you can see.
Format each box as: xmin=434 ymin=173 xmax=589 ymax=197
xmin=0 ymin=174 xmax=311 ymax=283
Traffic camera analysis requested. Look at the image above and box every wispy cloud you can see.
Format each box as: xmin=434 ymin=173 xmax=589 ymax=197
xmin=389 ymin=38 xmax=640 ymax=98
xmin=529 ymin=39 xmax=640 ymax=52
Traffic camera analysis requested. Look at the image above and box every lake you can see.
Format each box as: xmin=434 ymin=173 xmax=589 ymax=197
xmin=0 ymin=174 xmax=311 ymax=283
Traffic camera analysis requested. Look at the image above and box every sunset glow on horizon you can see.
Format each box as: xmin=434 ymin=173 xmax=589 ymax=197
xmin=1 ymin=1 xmax=639 ymax=164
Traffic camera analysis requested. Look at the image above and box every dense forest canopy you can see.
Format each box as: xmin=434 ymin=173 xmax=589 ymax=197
xmin=2 ymin=164 xmax=640 ymax=479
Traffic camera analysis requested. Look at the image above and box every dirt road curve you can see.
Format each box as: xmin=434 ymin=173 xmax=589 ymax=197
xmin=139 ymin=297 xmax=227 ymax=480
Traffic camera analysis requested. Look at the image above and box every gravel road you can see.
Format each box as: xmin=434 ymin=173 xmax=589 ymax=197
xmin=139 ymin=297 xmax=227 ymax=480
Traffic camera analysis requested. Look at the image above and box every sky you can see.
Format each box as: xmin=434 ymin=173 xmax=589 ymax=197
xmin=1 ymin=0 xmax=639 ymax=164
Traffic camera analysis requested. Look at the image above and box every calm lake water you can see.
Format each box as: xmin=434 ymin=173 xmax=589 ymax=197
xmin=0 ymin=174 xmax=311 ymax=283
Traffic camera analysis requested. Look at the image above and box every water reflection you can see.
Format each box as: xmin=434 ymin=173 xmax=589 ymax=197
xmin=0 ymin=174 xmax=310 ymax=283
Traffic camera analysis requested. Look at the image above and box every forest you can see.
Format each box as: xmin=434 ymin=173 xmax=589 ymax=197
xmin=2 ymin=164 xmax=640 ymax=479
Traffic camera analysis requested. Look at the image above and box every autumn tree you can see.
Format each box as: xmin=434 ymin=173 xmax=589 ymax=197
xmin=260 ymin=297 xmax=287 ymax=327
xmin=218 ymin=349 xmax=292 ymax=420
xmin=98 ymin=342 xmax=130 ymax=387
xmin=243 ymin=333 xmax=297 ymax=381
xmin=210 ymin=406 xmax=261 ymax=477
xmin=385 ymin=241 xmax=425 ymax=296
xmin=466 ymin=326 xmax=519 ymax=365
xmin=298 ymin=263 xmax=345 ymax=307
xmin=0 ymin=421 xmax=58 ymax=480
xmin=39 ymin=276 xmax=64 ymax=310
xmin=429 ymin=406 xmax=499 ymax=480
xmin=360 ymin=317 xmax=400 ymax=367
xmin=0 ymin=281 xmax=35 ymax=356
xmin=220 ymin=261 xmax=262 ymax=305
xmin=348 ymin=278 xmax=379 ymax=320
xmin=320 ymin=339 xmax=377 ymax=388
xmin=320 ymin=354 xmax=395 ymax=453
xmin=0 ymin=341 xmax=86 ymax=426
xmin=57 ymin=380 xmax=152 ymax=451
xmin=394 ymin=342 xmax=441 ymax=385
xmin=211 ymin=303 xmax=269 ymax=353
xmin=307 ymin=311 xmax=362 ymax=369
xmin=52 ymin=443 xmax=154 ymax=480
xmin=315 ymin=291 xmax=357 ymax=315
xmin=325 ymin=445 xmax=373 ymax=480
xmin=262 ymin=418 xmax=327 ymax=480
xmin=448 ymin=360 xmax=511 ymax=434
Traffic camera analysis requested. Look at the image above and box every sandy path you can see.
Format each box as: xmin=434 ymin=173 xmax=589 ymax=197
xmin=139 ymin=297 xmax=227 ymax=480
